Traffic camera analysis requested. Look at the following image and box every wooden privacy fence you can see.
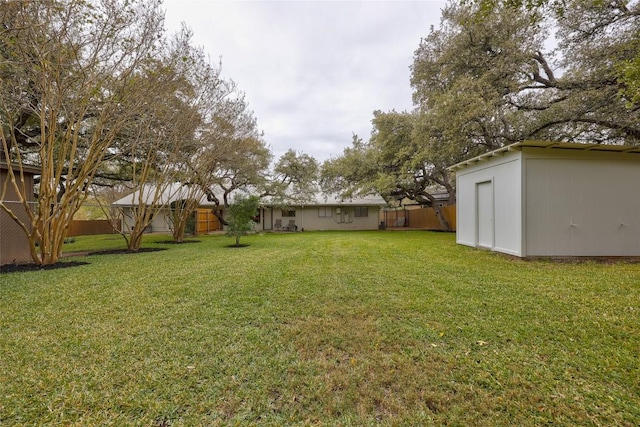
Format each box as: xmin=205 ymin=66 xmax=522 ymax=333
xmin=67 ymin=220 xmax=118 ymax=236
xmin=381 ymin=206 xmax=456 ymax=231
xmin=196 ymin=209 xmax=221 ymax=234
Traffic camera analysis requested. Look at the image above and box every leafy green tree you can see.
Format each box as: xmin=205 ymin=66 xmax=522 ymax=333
xmin=187 ymin=92 xmax=271 ymax=227
xmin=324 ymin=1 xmax=639 ymax=234
xmin=262 ymin=149 xmax=320 ymax=206
xmin=412 ymin=1 xmax=640 ymax=155
xmin=321 ymin=112 xmax=456 ymax=231
xmin=411 ymin=3 xmax=548 ymax=152
xmin=619 ymin=51 xmax=640 ymax=106
xmin=225 ymin=194 xmax=260 ymax=247
xmin=321 ymin=135 xmax=378 ymax=200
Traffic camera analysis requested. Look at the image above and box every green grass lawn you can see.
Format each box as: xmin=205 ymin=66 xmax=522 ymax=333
xmin=1 ymin=231 xmax=639 ymax=426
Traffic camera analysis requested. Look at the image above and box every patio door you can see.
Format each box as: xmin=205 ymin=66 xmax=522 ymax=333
xmin=476 ymin=181 xmax=494 ymax=249
xmin=263 ymin=207 xmax=272 ymax=230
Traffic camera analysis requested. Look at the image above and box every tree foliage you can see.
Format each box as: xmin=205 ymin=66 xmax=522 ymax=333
xmin=263 ymin=149 xmax=320 ymax=206
xmin=321 ymin=112 xmax=455 ymax=231
xmin=418 ymin=0 xmax=640 ymax=151
xmin=225 ymin=194 xmax=260 ymax=247
xmin=322 ymin=1 xmax=638 ymax=233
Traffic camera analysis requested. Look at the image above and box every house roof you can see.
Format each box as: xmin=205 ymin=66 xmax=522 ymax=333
xmin=111 ymin=183 xmax=215 ymax=207
xmin=112 ymin=183 xmax=387 ymax=208
xmin=448 ymin=140 xmax=640 ymax=172
xmin=285 ymin=194 xmax=387 ymax=207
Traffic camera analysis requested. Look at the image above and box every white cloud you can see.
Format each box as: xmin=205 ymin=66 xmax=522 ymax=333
xmin=163 ymin=0 xmax=446 ymax=162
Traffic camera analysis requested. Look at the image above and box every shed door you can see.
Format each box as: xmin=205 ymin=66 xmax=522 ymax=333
xmin=476 ymin=181 xmax=494 ymax=249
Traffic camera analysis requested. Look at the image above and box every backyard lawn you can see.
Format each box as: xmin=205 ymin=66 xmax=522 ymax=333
xmin=1 ymin=231 xmax=638 ymax=426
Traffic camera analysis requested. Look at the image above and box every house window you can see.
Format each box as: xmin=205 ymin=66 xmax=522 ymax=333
xmin=282 ymin=209 xmax=296 ymax=217
xmin=354 ymin=207 xmax=368 ymax=217
xmin=318 ymin=207 xmax=332 ymax=217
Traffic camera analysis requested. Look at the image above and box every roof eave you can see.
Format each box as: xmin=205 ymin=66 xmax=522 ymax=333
xmin=448 ymin=140 xmax=640 ymax=172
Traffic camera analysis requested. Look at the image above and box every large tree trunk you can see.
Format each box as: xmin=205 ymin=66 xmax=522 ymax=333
xmin=170 ymin=198 xmax=200 ymax=243
xmin=172 ymin=221 xmax=186 ymax=243
xmin=433 ymin=204 xmax=452 ymax=232
xmin=127 ymin=227 xmax=145 ymax=252
xmin=416 ymin=192 xmax=453 ymax=232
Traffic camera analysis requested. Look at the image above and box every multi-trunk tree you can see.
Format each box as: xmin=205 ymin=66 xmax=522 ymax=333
xmin=0 ymin=0 xmax=271 ymax=261
xmin=0 ymin=0 xmax=165 ymax=265
xmin=107 ymin=27 xmax=231 ymax=251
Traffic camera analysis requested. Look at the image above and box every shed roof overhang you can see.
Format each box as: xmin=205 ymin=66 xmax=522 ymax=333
xmin=448 ymin=140 xmax=640 ymax=172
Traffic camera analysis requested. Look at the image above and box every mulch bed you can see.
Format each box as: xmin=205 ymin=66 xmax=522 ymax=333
xmin=1 ymin=247 xmax=168 ymax=274
xmin=0 ymin=261 xmax=90 ymax=274
xmin=88 ymin=247 xmax=168 ymax=256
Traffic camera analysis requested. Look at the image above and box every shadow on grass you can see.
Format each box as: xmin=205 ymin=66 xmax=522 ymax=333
xmin=225 ymin=244 xmax=250 ymax=248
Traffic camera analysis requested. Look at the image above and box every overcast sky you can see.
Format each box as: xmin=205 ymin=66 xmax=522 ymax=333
xmin=162 ymin=0 xmax=447 ymax=162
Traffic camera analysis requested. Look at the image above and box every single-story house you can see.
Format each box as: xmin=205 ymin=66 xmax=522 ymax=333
xmin=1 ymin=162 xmax=40 ymax=265
xmin=112 ymin=184 xmax=387 ymax=234
xmin=258 ymin=194 xmax=387 ymax=232
xmin=449 ymin=140 xmax=640 ymax=258
xmin=111 ymin=183 xmax=217 ymax=234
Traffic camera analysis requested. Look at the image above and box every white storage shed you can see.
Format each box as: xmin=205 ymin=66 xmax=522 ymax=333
xmin=449 ymin=141 xmax=640 ymax=258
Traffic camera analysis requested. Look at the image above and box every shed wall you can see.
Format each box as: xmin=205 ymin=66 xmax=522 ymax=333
xmin=524 ymin=153 xmax=640 ymax=256
xmin=456 ymin=154 xmax=522 ymax=256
